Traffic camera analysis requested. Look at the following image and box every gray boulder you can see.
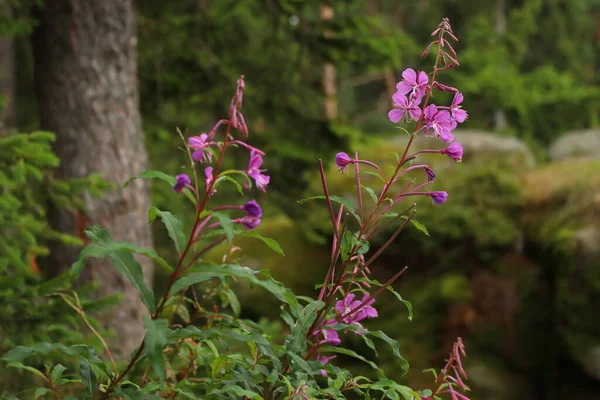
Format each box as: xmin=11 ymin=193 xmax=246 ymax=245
xmin=549 ymin=129 xmax=600 ymax=161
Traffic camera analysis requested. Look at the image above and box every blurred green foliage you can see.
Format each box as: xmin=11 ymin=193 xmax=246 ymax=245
xmin=0 ymin=132 xmax=116 ymax=394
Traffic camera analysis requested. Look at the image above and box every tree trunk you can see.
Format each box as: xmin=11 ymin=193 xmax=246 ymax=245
xmin=0 ymin=0 xmax=15 ymax=132
xmin=493 ymin=0 xmax=508 ymax=131
xmin=320 ymin=4 xmax=337 ymax=120
xmin=32 ymin=0 xmax=153 ymax=357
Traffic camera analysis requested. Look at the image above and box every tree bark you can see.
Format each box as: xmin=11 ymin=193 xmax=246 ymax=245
xmin=493 ymin=0 xmax=509 ymax=131
xmin=0 ymin=0 xmax=15 ymax=132
xmin=32 ymin=0 xmax=153 ymax=357
xmin=320 ymin=4 xmax=337 ymax=120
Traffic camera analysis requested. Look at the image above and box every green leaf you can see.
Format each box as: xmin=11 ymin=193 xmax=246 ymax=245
xmin=297 ymin=195 xmax=361 ymax=223
xmin=6 ymin=362 xmax=47 ymax=380
xmin=210 ymin=385 xmax=264 ymax=399
xmin=368 ymin=331 xmax=409 ymax=375
xmin=148 ymin=207 xmax=186 ymax=254
xmin=214 ymin=175 xmax=244 ymax=195
xmin=340 ymin=230 xmax=353 ymax=261
xmin=143 ymin=316 xmax=168 ymax=382
xmin=169 ymin=264 xmax=297 ymax=310
xmin=71 ymin=227 xmax=157 ymax=313
xmin=50 ymin=364 xmax=67 ymax=384
xmin=123 ymin=169 xmax=195 ymax=204
xmin=320 ymin=346 xmax=378 ymax=370
xmin=401 ymin=215 xmax=429 ymax=237
xmin=286 ymin=300 xmax=325 ymax=353
xmin=2 ymin=347 xmax=33 ymax=362
xmin=361 ymin=185 xmax=379 ymax=203
xmin=35 ymin=388 xmax=52 ymax=399
xmin=212 ymin=211 xmax=234 ymax=242
xmin=79 ymin=358 xmax=97 ymax=398
xmin=241 ymin=230 xmax=285 ymax=256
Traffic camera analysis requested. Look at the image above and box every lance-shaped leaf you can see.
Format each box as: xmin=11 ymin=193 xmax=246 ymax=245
xmin=71 ymin=226 xmax=157 ymax=313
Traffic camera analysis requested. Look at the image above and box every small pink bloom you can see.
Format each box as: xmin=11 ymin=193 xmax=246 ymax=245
xmin=173 ymin=174 xmax=191 ymax=193
xmin=189 ymin=134 xmax=213 ymax=163
xmin=429 ymin=191 xmax=448 ymax=205
xmin=441 ymin=142 xmax=463 ymax=162
xmin=335 ymin=152 xmax=353 ymax=172
xmin=450 ymin=92 xmax=468 ymax=123
xmin=247 ymin=150 xmax=270 ymax=192
xmin=423 ymin=104 xmax=456 ymax=143
xmin=396 ymin=68 xmax=429 ymax=103
xmin=388 ymin=92 xmax=422 ymax=123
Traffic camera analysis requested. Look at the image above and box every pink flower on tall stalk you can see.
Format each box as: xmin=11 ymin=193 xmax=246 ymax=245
xmin=441 ymin=142 xmax=463 ymax=162
xmin=247 ymin=150 xmax=270 ymax=192
xmin=450 ymin=92 xmax=468 ymax=123
xmin=335 ymin=152 xmax=353 ymax=172
xmin=239 ymin=200 xmax=262 ymax=230
xmin=242 ymin=200 xmax=262 ymax=218
xmin=335 ymin=293 xmax=377 ymax=324
xmin=204 ymin=167 xmax=214 ymax=190
xmin=388 ymin=93 xmax=422 ymax=123
xmin=188 ymin=133 xmax=213 ymax=163
xmin=395 ymin=68 xmax=429 ymax=103
xmin=423 ymin=105 xmax=456 ymax=143
xmin=173 ymin=174 xmax=191 ymax=193
xmin=429 ymin=191 xmax=448 ymax=205
xmin=315 ymin=320 xmax=341 ymax=345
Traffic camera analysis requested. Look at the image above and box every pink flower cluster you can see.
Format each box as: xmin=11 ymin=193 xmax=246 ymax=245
xmin=172 ymin=76 xmax=270 ymax=231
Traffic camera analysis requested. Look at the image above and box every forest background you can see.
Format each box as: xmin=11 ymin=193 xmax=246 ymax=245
xmin=1 ymin=0 xmax=599 ymax=399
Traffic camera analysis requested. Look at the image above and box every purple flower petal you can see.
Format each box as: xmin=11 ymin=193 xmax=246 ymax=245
xmin=388 ymin=109 xmax=405 ymax=123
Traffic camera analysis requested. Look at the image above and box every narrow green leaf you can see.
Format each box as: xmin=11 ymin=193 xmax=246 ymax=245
xmin=368 ymin=330 xmax=409 ymax=374
xmin=169 ymin=264 xmax=297 ymax=310
xmin=361 ymin=185 xmax=379 ymax=203
xmin=2 ymin=347 xmax=32 ymax=362
xmin=320 ymin=346 xmax=378 ymax=369
xmin=340 ymin=230 xmax=353 ymax=261
xmin=79 ymin=358 xmax=97 ymax=398
xmin=297 ymin=195 xmax=361 ymax=222
xmin=212 ymin=211 xmax=234 ymax=242
xmin=215 ymin=175 xmax=244 ymax=195
xmin=143 ymin=316 xmax=168 ymax=382
xmin=401 ymin=215 xmax=430 ymax=237
xmin=241 ymin=231 xmax=285 ymax=256
xmin=71 ymin=227 xmax=157 ymax=313
xmin=123 ymin=169 xmax=195 ymax=204
xmin=6 ymin=362 xmax=46 ymax=379
xmin=286 ymin=300 xmax=325 ymax=353
xmin=50 ymin=364 xmax=67 ymax=383
xmin=148 ymin=208 xmax=186 ymax=254
xmin=35 ymin=388 xmax=52 ymax=399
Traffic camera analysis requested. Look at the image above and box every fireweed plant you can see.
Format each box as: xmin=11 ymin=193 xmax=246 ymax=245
xmin=2 ymin=19 xmax=471 ymax=400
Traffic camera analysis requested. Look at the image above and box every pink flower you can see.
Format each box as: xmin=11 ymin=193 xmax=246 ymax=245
xmin=396 ymin=68 xmax=429 ymax=103
xmin=450 ymin=92 xmax=468 ymax=123
xmin=204 ymin=167 xmax=216 ymax=195
xmin=247 ymin=150 xmax=270 ymax=192
xmin=188 ymin=134 xmax=213 ymax=163
xmin=388 ymin=92 xmax=422 ymax=123
xmin=423 ymin=105 xmax=456 ymax=143
xmin=240 ymin=216 xmax=261 ymax=230
xmin=335 ymin=152 xmax=353 ymax=172
xmin=425 ymin=166 xmax=436 ymax=182
xmin=335 ymin=293 xmax=377 ymax=324
xmin=315 ymin=320 xmax=341 ymax=345
xmin=441 ymin=142 xmax=463 ymax=162
xmin=316 ymin=354 xmax=337 ymax=377
xmin=429 ymin=191 xmax=448 ymax=205
xmin=242 ymin=200 xmax=262 ymax=218
xmin=173 ymin=174 xmax=191 ymax=193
